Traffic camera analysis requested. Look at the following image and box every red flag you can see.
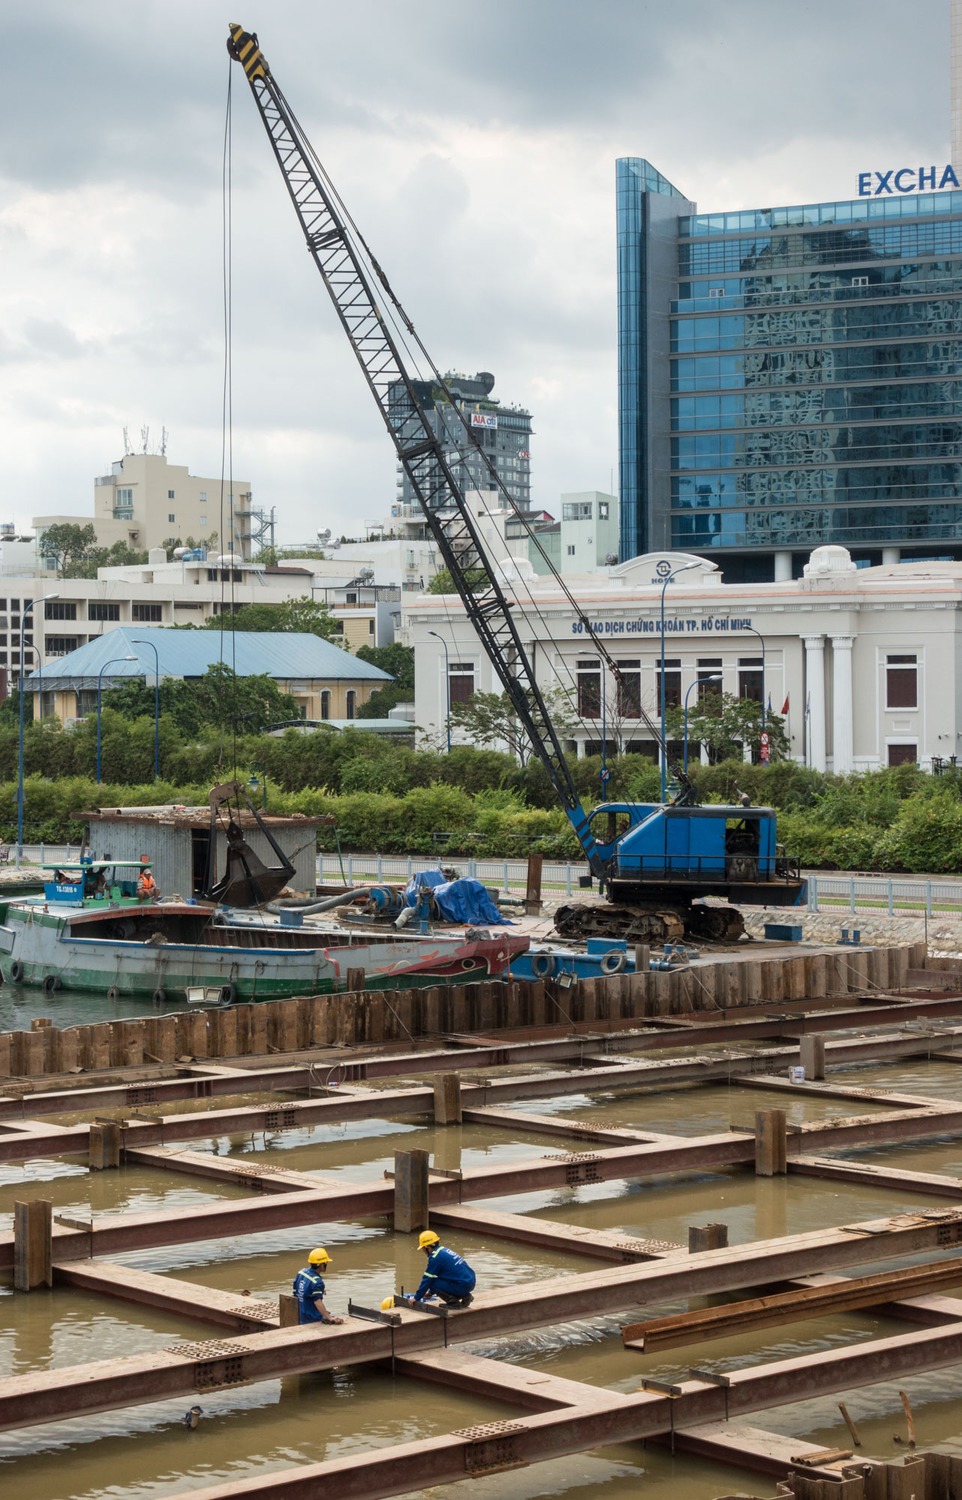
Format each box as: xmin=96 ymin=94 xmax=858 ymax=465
xmin=781 ymin=694 xmax=790 ymax=715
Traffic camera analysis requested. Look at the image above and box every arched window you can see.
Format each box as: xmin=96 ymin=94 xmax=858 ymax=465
xmin=345 ymin=689 xmax=356 ymax=721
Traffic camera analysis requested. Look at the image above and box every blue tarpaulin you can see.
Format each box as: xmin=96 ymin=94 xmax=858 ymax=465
xmin=404 ymin=871 xmax=512 ymax=925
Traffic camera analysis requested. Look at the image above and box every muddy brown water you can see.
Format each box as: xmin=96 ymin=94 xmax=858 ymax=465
xmin=2 ymin=1072 xmax=962 ymax=1499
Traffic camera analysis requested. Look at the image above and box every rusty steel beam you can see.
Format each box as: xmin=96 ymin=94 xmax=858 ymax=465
xmin=6 ymin=1096 xmax=962 ymax=1271
xmin=391 ymin=1350 xmax=626 ymax=1411
xmin=790 ymin=1154 xmax=962 ymax=1200
xmin=622 ymin=1255 xmax=962 ymax=1351
xmin=116 ymin=1322 xmax=962 ymax=1500
xmin=54 ymin=1260 xmax=280 ymax=1331
xmin=3 ymin=1209 xmax=962 ymax=1433
xmin=4 ymin=1025 xmax=962 ymax=1167
xmin=460 ymin=1106 xmax=673 ymax=1144
xmin=430 ymin=1205 xmax=684 ymax=1263
xmin=736 ymin=1073 xmax=947 ymax=1110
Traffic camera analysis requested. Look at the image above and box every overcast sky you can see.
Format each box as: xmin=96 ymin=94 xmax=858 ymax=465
xmin=1 ymin=1 xmax=950 ymax=546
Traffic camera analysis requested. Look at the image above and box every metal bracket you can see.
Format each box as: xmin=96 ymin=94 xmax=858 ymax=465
xmin=347 ymin=1298 xmax=401 ymax=1327
xmin=639 ymin=1378 xmax=682 ymax=1452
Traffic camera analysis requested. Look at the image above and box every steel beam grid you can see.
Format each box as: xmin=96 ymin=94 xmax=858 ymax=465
xmin=6 ymin=1001 xmax=962 ymax=1498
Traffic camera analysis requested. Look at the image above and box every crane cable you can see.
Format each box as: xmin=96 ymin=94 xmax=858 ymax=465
xmin=220 ymin=58 xmax=239 ymax=778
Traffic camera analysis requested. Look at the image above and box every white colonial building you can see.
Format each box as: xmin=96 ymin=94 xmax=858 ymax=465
xmin=403 ymin=547 xmax=961 ymax=772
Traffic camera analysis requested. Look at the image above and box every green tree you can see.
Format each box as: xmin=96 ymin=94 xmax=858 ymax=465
xmin=448 ymin=687 xmax=579 ymax=766
xmin=38 ymin=523 xmax=97 ymax=576
xmin=664 ymin=692 xmax=789 ymax=765
xmin=202 ymin=595 xmax=341 ymax=642
xmin=427 ymin=566 xmax=489 ymax=596
xmin=355 ymin=642 xmax=411 ymax=719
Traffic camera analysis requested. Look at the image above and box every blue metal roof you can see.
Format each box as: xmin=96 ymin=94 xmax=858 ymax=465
xmin=26 ymin=627 xmax=392 ymax=690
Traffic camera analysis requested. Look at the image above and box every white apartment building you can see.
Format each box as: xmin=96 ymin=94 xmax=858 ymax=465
xmin=404 ymin=545 xmax=962 ymax=773
xmin=33 ymin=452 xmax=255 ymax=560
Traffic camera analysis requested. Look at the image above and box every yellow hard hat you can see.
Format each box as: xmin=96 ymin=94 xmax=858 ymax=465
xmin=381 ymin=1296 xmax=396 ymax=1311
xmin=308 ymin=1247 xmax=331 ymax=1264
xmin=418 ymin=1230 xmax=440 ymax=1249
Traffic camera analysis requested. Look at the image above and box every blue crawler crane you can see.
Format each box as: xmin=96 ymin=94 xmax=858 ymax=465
xmin=227 ymin=24 xmax=806 ymax=944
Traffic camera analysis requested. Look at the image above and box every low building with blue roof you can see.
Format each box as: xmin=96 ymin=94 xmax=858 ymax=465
xmin=25 ymin=627 xmax=392 ymax=725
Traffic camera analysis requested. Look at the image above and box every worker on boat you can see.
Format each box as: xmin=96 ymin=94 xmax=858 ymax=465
xmin=411 ymin=1230 xmax=476 ymax=1307
xmin=292 ymin=1247 xmax=343 ymax=1325
xmin=137 ymin=864 xmax=159 ymax=901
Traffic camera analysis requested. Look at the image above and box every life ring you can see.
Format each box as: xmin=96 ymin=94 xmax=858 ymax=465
xmin=600 ymin=951 xmax=627 ymax=975
xmin=42 ymin=974 xmax=62 ymax=994
xmin=219 ymin=982 xmax=238 ymax=1005
xmin=152 ymin=988 xmax=167 ymax=1005
xmin=9 ymin=960 xmax=24 ymax=983
xmin=107 ymin=985 xmax=121 ymax=1002
xmin=531 ymin=953 xmax=557 ymax=979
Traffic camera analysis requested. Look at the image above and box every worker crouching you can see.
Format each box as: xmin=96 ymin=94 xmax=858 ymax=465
xmin=412 ymin=1230 xmax=476 ymax=1307
xmin=292 ymin=1247 xmax=344 ymax=1325
xmin=137 ymin=865 xmax=159 ymax=901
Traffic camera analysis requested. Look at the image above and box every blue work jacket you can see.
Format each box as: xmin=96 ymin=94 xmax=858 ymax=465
xmin=414 ymin=1245 xmax=476 ymax=1300
xmin=293 ymin=1267 xmax=327 ymax=1322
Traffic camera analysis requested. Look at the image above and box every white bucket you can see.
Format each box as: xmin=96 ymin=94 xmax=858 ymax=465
xmin=788 ymin=1065 xmax=806 ymax=1083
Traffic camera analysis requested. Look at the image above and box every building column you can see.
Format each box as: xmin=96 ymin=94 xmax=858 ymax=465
xmin=803 ymin=635 xmax=826 ymax=772
xmin=831 ymin=635 xmax=854 ymax=774
xmin=882 ymin=546 xmax=900 ymax=566
xmin=774 ymin=551 xmax=792 ymax=582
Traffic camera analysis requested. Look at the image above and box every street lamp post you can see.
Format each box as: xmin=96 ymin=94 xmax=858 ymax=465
xmin=96 ymin=655 xmax=137 ymax=784
xmin=132 ymin=638 xmax=161 ymax=782
xmin=659 ymin=561 xmax=700 ymax=802
xmin=683 ymin=673 xmax=722 ymax=774
xmin=599 ymin=659 xmax=609 ymax=796
xmin=17 ymin=594 xmax=60 ymax=856
xmin=743 ymin=624 xmax=767 ymax=730
xmin=428 ymin=630 xmax=452 ymax=753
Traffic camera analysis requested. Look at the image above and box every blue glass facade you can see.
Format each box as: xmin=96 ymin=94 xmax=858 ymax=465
xmin=617 ymin=162 xmax=962 ymax=575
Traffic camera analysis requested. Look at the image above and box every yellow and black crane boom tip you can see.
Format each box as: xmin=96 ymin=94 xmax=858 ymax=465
xmin=227 ymin=23 xmax=268 ymax=79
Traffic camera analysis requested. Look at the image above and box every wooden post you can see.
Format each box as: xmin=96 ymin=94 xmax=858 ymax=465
xmin=278 ymin=1293 xmax=300 ymax=1327
xmin=346 ymin=967 xmax=365 ymax=994
xmin=755 ymin=1109 xmax=787 ymax=1176
xmin=799 ymin=1033 xmax=826 ymax=1081
xmin=634 ymin=944 xmax=650 ymax=974
xmin=433 ymin=1073 xmax=462 ymax=1125
xmin=393 ymin=1147 xmax=430 ymax=1233
xmin=14 ymin=1199 xmax=52 ymax=1290
xmin=524 ymin=853 xmax=543 ymax=916
xmin=688 ymin=1222 xmax=728 ymax=1253
xmin=89 ymin=1120 xmax=122 ymax=1170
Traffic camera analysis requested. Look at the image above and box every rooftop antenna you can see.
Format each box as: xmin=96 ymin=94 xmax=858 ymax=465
xmin=160 ymin=426 xmax=168 ymax=456
xmin=141 ymin=424 xmax=149 ymax=454
xmin=122 ymin=425 xmax=131 ymax=456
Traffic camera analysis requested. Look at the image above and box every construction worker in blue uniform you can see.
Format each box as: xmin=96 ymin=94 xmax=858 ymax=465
xmin=292 ymin=1247 xmax=343 ymax=1324
xmin=412 ymin=1230 xmax=476 ymax=1307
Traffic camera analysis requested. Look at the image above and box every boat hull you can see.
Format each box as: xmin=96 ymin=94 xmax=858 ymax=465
xmin=0 ymin=902 xmax=527 ymax=1003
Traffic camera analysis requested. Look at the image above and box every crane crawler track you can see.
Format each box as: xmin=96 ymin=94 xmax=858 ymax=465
xmin=553 ymin=901 xmax=685 ymax=946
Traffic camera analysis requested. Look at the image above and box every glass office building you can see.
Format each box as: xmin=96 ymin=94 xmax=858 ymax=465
xmin=617 ymin=158 xmax=962 ymax=579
